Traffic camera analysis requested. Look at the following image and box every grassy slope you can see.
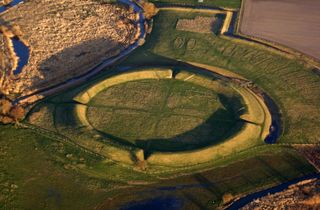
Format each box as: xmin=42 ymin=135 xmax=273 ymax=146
xmin=0 ymin=125 xmax=160 ymax=209
xmin=97 ymin=146 xmax=316 ymax=209
xmin=122 ymin=10 xmax=320 ymax=144
xmin=1 ymin=124 xmax=315 ymax=209
xmin=0 ymin=126 xmax=108 ymax=210
xmin=149 ymin=0 xmax=241 ymax=9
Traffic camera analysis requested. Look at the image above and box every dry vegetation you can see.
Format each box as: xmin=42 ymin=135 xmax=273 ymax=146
xmin=1 ymin=0 xmax=12 ymax=6
xmin=0 ymin=32 xmax=15 ymax=88
xmin=140 ymin=0 xmax=159 ymax=20
xmin=0 ymin=97 xmax=25 ymax=123
xmin=242 ymin=178 xmax=320 ymax=210
xmin=0 ymin=0 xmax=139 ymax=97
xmin=176 ymin=16 xmax=216 ymax=33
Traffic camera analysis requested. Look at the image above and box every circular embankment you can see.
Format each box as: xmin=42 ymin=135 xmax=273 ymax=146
xmin=71 ymin=68 xmax=272 ymax=167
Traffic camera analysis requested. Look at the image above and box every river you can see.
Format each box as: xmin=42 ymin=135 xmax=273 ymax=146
xmin=0 ymin=0 xmax=29 ymax=75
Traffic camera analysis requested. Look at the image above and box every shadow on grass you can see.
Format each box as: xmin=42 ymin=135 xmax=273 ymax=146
xmin=135 ymin=94 xmax=247 ymax=157
xmin=52 ymin=90 xmax=248 ymax=158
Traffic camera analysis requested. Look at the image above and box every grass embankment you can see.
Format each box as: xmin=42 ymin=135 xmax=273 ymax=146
xmin=121 ymin=10 xmax=320 ymax=144
xmin=0 ymin=125 xmax=115 ymax=209
xmin=0 ymin=125 xmax=316 ymax=209
xmin=28 ymin=67 xmax=272 ymax=167
xmin=149 ymin=0 xmax=241 ymax=9
xmin=98 ymin=145 xmax=317 ymax=209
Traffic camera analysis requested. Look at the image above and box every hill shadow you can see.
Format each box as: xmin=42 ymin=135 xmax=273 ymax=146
xmin=15 ymin=37 xmax=124 ymax=102
xmin=37 ymin=38 xmax=121 ymax=87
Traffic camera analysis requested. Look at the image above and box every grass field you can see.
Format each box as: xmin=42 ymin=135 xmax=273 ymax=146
xmin=1 ymin=3 xmax=319 ymax=209
xmin=149 ymin=0 xmax=241 ymax=9
xmin=0 ymin=125 xmax=110 ymax=209
xmin=87 ymin=79 xmax=242 ymax=152
xmin=121 ymin=10 xmax=320 ymax=144
xmin=1 ymin=125 xmax=316 ymax=209
xmin=97 ymin=146 xmax=317 ymax=209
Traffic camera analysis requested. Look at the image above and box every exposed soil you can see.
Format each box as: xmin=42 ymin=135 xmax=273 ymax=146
xmin=0 ymin=0 xmax=139 ymax=97
xmin=241 ymin=178 xmax=320 ymax=210
xmin=239 ymin=0 xmax=320 ymax=61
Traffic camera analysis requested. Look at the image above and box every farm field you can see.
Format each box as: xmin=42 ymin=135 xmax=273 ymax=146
xmin=149 ymin=0 xmax=241 ymax=9
xmin=122 ymin=9 xmax=320 ymax=144
xmin=239 ymin=0 xmax=320 ymax=61
xmin=1 ymin=0 xmax=320 ymax=209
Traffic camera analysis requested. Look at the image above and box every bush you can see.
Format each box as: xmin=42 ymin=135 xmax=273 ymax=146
xmin=0 ymin=97 xmax=26 ymax=123
xmin=141 ymin=1 xmax=159 ymax=20
xmin=0 ymin=99 xmax=12 ymax=115
xmin=222 ymin=193 xmax=234 ymax=204
xmin=9 ymin=105 xmax=25 ymax=121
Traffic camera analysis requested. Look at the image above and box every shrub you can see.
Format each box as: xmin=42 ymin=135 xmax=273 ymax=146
xmin=222 ymin=193 xmax=234 ymax=204
xmin=9 ymin=105 xmax=26 ymax=121
xmin=141 ymin=1 xmax=159 ymax=20
xmin=0 ymin=99 xmax=12 ymax=115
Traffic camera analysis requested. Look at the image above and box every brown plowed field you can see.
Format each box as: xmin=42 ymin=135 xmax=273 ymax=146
xmin=239 ymin=0 xmax=320 ymax=61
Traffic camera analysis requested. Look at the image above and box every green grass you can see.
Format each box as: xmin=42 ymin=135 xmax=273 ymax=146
xmin=96 ymin=145 xmax=317 ymax=209
xmin=149 ymin=0 xmax=241 ymax=9
xmin=1 ymin=125 xmax=316 ymax=209
xmin=0 ymin=125 xmax=107 ymax=209
xmin=1 ymin=5 xmax=319 ymax=209
xmin=120 ymin=10 xmax=320 ymax=144
xmin=87 ymin=79 xmax=242 ymax=152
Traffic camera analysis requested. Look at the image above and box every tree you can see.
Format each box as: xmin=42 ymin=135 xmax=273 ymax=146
xmin=222 ymin=193 xmax=234 ymax=204
xmin=9 ymin=105 xmax=25 ymax=122
xmin=0 ymin=116 xmax=13 ymax=124
xmin=0 ymin=98 xmax=12 ymax=115
xmin=141 ymin=1 xmax=159 ymax=20
xmin=3 ymin=0 xmax=13 ymax=6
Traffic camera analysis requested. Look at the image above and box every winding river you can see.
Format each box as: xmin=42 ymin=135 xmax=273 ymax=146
xmin=0 ymin=0 xmax=29 ymax=75
xmin=227 ymin=173 xmax=320 ymax=209
xmin=0 ymin=0 xmax=23 ymax=13
xmin=11 ymin=37 xmax=29 ymax=75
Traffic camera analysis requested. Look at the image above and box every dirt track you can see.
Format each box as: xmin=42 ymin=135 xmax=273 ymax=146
xmin=239 ymin=0 xmax=320 ymax=61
